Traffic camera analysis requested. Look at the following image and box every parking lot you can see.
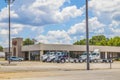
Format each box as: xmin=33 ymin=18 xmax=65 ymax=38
xmin=0 ymin=61 xmax=120 ymax=80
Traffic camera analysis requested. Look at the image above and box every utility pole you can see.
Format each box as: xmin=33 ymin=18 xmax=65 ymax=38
xmin=85 ymin=0 xmax=90 ymax=70
xmin=5 ymin=0 xmax=15 ymax=64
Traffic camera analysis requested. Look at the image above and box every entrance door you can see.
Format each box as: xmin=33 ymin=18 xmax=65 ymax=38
xmin=24 ymin=52 xmax=29 ymax=60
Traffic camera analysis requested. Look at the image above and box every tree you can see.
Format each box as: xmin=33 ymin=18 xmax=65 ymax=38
xmin=74 ymin=35 xmax=108 ymax=46
xmin=73 ymin=39 xmax=86 ymax=45
xmin=0 ymin=45 xmax=3 ymax=51
xmin=73 ymin=35 xmax=120 ymax=46
xmin=89 ymin=35 xmax=107 ymax=45
xmin=23 ymin=38 xmax=34 ymax=45
xmin=108 ymin=36 xmax=120 ymax=46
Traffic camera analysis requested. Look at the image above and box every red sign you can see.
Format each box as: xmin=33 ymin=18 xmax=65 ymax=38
xmin=12 ymin=40 xmax=17 ymax=45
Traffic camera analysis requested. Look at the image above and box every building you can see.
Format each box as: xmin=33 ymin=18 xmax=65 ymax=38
xmin=3 ymin=38 xmax=120 ymax=61
xmin=0 ymin=52 xmax=5 ymax=58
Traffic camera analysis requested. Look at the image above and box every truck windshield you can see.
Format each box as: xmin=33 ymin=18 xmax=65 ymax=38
xmin=82 ymin=52 xmax=90 ymax=55
xmin=92 ymin=53 xmax=96 ymax=55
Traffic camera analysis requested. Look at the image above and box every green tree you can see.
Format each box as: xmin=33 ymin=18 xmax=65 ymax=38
xmin=0 ymin=45 xmax=3 ymax=51
xmin=74 ymin=35 xmax=120 ymax=46
xmin=74 ymin=35 xmax=108 ymax=46
xmin=23 ymin=38 xmax=34 ymax=45
xmin=73 ymin=39 xmax=86 ymax=45
xmin=90 ymin=35 xmax=107 ymax=45
xmin=108 ymin=36 xmax=120 ymax=46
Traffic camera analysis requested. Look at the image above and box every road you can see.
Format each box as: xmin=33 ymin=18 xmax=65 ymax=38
xmin=0 ymin=61 xmax=120 ymax=80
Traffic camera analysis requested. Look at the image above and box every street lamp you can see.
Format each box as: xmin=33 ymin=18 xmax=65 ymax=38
xmin=5 ymin=0 xmax=15 ymax=64
xmin=85 ymin=0 xmax=90 ymax=70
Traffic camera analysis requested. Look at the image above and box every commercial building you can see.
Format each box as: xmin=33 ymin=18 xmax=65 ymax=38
xmin=3 ymin=38 xmax=120 ymax=61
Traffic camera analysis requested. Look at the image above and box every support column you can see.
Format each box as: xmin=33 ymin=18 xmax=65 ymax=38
xmin=28 ymin=51 xmax=31 ymax=61
xmin=40 ymin=50 xmax=44 ymax=61
xmin=105 ymin=52 xmax=108 ymax=59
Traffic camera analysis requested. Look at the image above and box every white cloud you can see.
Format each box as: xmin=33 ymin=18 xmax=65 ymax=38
xmin=0 ymin=7 xmax=18 ymax=21
xmin=88 ymin=0 xmax=120 ymax=37
xmin=36 ymin=30 xmax=71 ymax=44
xmin=55 ymin=6 xmax=83 ymax=22
xmin=89 ymin=0 xmax=120 ymax=23
xmin=12 ymin=0 xmax=83 ymax=25
xmin=0 ymin=0 xmax=83 ymax=26
xmin=0 ymin=29 xmax=8 ymax=35
xmin=68 ymin=17 xmax=105 ymax=35
xmin=109 ymin=20 xmax=120 ymax=36
xmin=11 ymin=24 xmax=25 ymax=34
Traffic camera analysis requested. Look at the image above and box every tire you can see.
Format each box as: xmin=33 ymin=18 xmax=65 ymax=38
xmin=93 ymin=60 xmax=97 ymax=63
xmin=106 ymin=60 xmax=109 ymax=63
xmin=19 ymin=59 xmax=22 ymax=62
xmin=61 ymin=59 xmax=65 ymax=63
xmin=109 ymin=60 xmax=113 ymax=63
xmin=79 ymin=60 xmax=83 ymax=63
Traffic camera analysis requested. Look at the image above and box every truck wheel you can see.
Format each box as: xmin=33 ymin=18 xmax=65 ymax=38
xmin=19 ymin=59 xmax=22 ymax=62
xmin=94 ymin=60 xmax=97 ymax=63
xmin=109 ymin=60 xmax=113 ymax=63
xmin=106 ymin=60 xmax=109 ymax=63
xmin=61 ymin=59 xmax=65 ymax=63
xmin=79 ymin=60 xmax=83 ymax=63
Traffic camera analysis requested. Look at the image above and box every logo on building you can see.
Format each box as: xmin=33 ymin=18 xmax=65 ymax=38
xmin=12 ymin=40 xmax=17 ymax=46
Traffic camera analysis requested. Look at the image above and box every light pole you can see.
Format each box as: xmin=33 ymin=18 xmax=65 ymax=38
xmin=85 ymin=0 xmax=90 ymax=70
xmin=5 ymin=0 xmax=15 ymax=64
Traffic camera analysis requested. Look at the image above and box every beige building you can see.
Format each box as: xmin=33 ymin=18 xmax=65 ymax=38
xmin=3 ymin=38 xmax=120 ymax=61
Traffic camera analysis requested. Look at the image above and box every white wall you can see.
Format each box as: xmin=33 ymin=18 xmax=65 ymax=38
xmin=0 ymin=52 xmax=5 ymax=57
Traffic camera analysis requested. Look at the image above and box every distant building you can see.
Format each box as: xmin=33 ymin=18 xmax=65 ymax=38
xmin=3 ymin=38 xmax=120 ymax=61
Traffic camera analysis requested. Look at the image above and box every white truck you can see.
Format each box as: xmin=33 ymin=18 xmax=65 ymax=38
xmin=91 ymin=49 xmax=113 ymax=63
xmin=79 ymin=52 xmax=92 ymax=63
xmin=46 ymin=52 xmax=56 ymax=62
xmin=79 ymin=49 xmax=113 ymax=63
xmin=51 ymin=51 xmax=69 ymax=63
xmin=41 ymin=52 xmax=55 ymax=62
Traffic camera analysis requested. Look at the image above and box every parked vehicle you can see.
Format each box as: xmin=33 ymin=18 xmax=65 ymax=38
xmin=41 ymin=52 xmax=49 ymax=62
xmin=90 ymin=49 xmax=113 ymax=63
xmin=54 ymin=51 xmax=69 ymax=63
xmin=8 ymin=56 xmax=24 ymax=61
xmin=46 ymin=52 xmax=56 ymax=62
xmin=79 ymin=52 xmax=92 ymax=62
xmin=41 ymin=52 xmax=55 ymax=62
xmin=79 ymin=49 xmax=113 ymax=63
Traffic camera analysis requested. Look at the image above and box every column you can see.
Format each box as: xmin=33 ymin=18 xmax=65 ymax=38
xmin=105 ymin=52 xmax=108 ymax=59
xmin=28 ymin=51 xmax=31 ymax=61
xmin=40 ymin=50 xmax=44 ymax=61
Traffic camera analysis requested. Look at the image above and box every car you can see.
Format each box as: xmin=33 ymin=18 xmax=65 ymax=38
xmin=8 ymin=56 xmax=24 ymax=61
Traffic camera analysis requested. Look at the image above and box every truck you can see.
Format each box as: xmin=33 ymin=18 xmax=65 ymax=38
xmin=79 ymin=49 xmax=113 ymax=63
xmin=90 ymin=49 xmax=113 ymax=63
xmin=46 ymin=52 xmax=56 ymax=62
xmin=41 ymin=51 xmax=55 ymax=62
xmin=54 ymin=51 xmax=69 ymax=63
xmin=79 ymin=52 xmax=92 ymax=63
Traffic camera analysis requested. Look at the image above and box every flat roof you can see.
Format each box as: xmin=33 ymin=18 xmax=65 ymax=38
xmin=3 ymin=44 xmax=120 ymax=53
xmin=22 ymin=44 xmax=120 ymax=52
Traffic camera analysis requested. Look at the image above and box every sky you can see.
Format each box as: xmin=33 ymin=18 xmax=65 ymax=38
xmin=0 ymin=0 xmax=120 ymax=47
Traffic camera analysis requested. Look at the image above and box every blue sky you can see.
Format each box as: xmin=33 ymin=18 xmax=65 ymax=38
xmin=0 ymin=0 xmax=120 ymax=47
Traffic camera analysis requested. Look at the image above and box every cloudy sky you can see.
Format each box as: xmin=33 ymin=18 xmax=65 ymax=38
xmin=0 ymin=0 xmax=120 ymax=47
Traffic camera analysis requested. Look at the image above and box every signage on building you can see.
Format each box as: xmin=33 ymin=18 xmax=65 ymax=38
xmin=12 ymin=40 xmax=17 ymax=46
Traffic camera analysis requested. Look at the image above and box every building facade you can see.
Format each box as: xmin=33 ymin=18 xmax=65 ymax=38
xmin=3 ymin=38 xmax=120 ymax=61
